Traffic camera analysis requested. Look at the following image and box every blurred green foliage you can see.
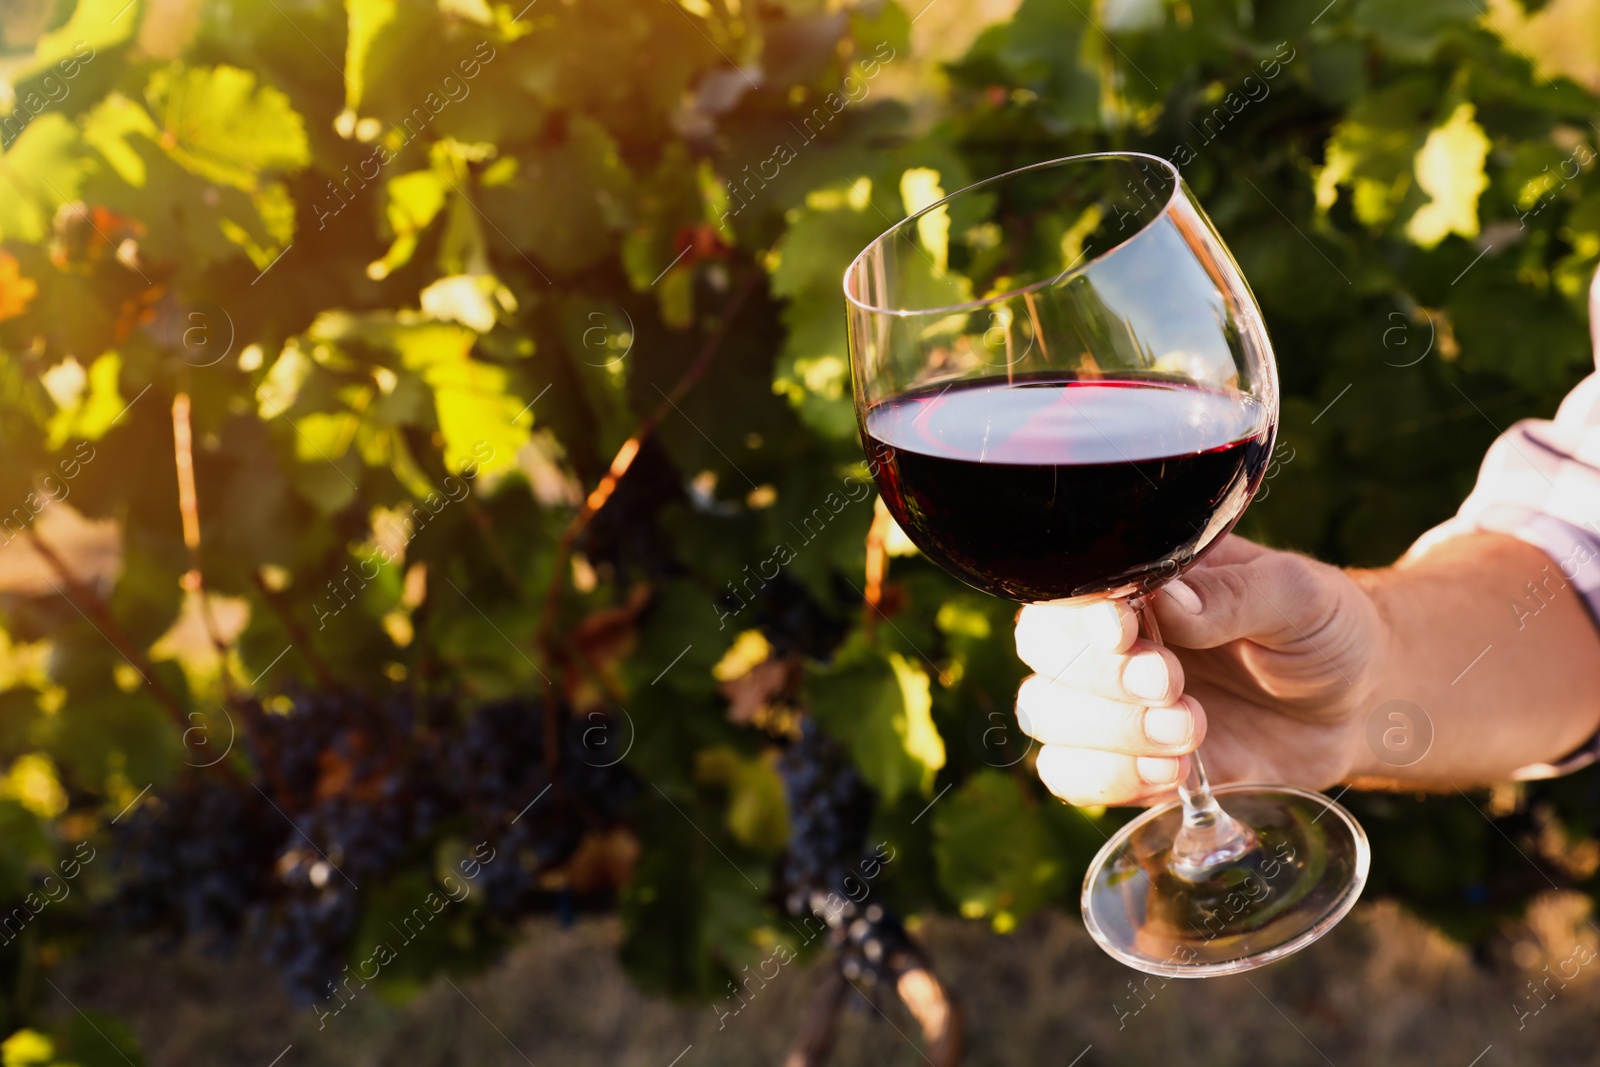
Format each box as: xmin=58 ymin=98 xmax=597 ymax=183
xmin=0 ymin=0 xmax=1596 ymax=1050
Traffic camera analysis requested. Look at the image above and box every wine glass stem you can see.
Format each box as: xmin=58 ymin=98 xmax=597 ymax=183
xmin=1131 ymin=593 xmax=1259 ymax=882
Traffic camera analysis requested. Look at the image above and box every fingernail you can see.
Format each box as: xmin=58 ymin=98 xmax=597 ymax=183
xmin=1137 ymin=756 xmax=1181 ymax=785
xmin=1163 ymin=578 xmax=1201 ymax=614
xmin=1144 ymin=706 xmax=1192 ymax=747
xmin=1123 ymin=652 xmax=1169 ymax=701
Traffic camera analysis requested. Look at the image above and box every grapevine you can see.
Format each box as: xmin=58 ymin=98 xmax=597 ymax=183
xmin=110 ymin=689 xmax=639 ymax=1003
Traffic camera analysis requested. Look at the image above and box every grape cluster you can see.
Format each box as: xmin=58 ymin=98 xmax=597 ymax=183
xmin=838 ymin=902 xmax=916 ymax=992
xmin=777 ymin=719 xmax=875 ymax=917
xmin=776 ymin=719 xmax=925 ymax=1003
xmin=449 ymin=698 xmax=638 ymax=919
xmin=752 ymin=575 xmax=849 ymax=660
xmin=259 ymin=860 xmax=360 ymax=1003
xmin=111 ymin=777 xmax=281 ymax=950
xmin=110 ymin=687 xmax=638 ymax=1003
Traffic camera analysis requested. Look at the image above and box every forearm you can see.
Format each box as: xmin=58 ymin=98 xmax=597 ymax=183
xmin=1347 ymin=532 xmax=1600 ymax=786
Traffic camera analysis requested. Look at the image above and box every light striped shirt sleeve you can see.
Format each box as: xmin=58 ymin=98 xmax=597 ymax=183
xmin=1408 ymin=267 xmax=1600 ymax=779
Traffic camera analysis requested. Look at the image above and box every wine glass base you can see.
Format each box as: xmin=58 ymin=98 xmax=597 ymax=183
xmin=1081 ymin=784 xmax=1370 ymax=978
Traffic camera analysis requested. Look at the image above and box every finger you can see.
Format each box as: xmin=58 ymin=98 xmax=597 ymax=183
xmin=1014 ymin=636 xmax=1184 ymax=705
xmin=1035 ymin=745 xmax=1188 ymax=807
xmin=1016 ymin=599 xmax=1139 ymax=663
xmin=1151 ymin=551 xmax=1331 ymax=651
xmin=1016 ymin=681 xmax=1204 ymax=756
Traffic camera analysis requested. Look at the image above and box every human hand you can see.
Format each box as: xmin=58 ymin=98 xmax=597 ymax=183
xmin=1012 ymin=535 xmax=1384 ymax=807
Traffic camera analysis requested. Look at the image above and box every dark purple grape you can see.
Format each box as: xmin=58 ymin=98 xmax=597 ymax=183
xmin=111 ymin=684 xmax=639 ymax=1001
xmin=776 ymin=719 xmax=874 ymax=919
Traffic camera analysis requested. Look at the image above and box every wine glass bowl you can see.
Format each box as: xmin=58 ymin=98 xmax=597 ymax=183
xmin=847 ymin=154 xmax=1277 ymax=604
xmin=844 ymin=153 xmax=1368 ymax=977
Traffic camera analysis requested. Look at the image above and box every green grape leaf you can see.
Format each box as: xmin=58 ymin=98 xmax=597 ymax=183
xmin=762 ymin=459 xmax=873 ymax=600
xmin=0 ymin=114 xmax=89 ymax=243
xmin=512 ymin=0 xmax=714 ymax=144
xmin=421 ymin=351 xmax=528 ymax=477
xmin=849 ymin=0 xmax=911 ymax=61
xmin=372 ymin=167 xmax=449 ymax=277
xmin=932 ymin=770 xmax=1065 ymax=930
xmin=0 ymin=800 xmax=54 ymax=900
xmin=0 ymin=689 xmax=45 ymax=770
xmin=620 ymin=802 xmax=769 ymax=998
xmin=1448 ymin=276 xmax=1591 ymax=392
xmin=0 ymin=1028 xmax=58 ymax=1067
xmin=1351 ymin=0 xmax=1480 ymax=61
xmin=475 ymin=115 xmax=630 ymax=278
xmin=80 ymin=92 xmax=291 ymax=268
xmin=30 ymin=0 xmax=138 ymax=73
xmin=1555 ymin=185 xmax=1600 ymax=307
xmin=770 ymin=179 xmax=885 ymax=439
xmin=1314 ymin=81 xmax=1431 ymax=230
xmin=56 ymin=1012 xmax=146 ymax=1067
xmin=44 ymin=691 xmax=179 ymax=795
xmin=342 ymin=868 xmax=500 ymax=997
xmin=808 ymin=641 xmax=945 ymax=803
xmin=968 ymin=0 xmax=1100 ymax=126
xmin=619 ymin=579 xmax=726 ymax=699
xmin=306 ymin=310 xmax=530 ymax=476
xmin=143 ymin=63 xmax=310 ymax=192
xmin=344 ymin=0 xmax=400 ymax=115
xmin=694 ymin=745 xmax=790 ymax=851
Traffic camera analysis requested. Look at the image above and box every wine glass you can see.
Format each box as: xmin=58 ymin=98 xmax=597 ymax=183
xmin=843 ymin=153 xmax=1369 ymax=977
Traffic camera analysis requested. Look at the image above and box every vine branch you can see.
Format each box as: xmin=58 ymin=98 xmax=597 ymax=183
xmin=25 ymin=530 xmax=188 ymax=729
xmin=528 ymin=269 xmax=760 ymax=772
xmin=783 ymin=965 xmax=849 ymax=1067
xmin=783 ymin=939 xmax=964 ymax=1067
xmin=862 ymin=501 xmax=893 ymax=640
xmin=534 ymin=267 xmax=760 ymax=662
xmin=250 ymin=569 xmax=339 ymax=691
xmin=172 ymin=390 xmax=236 ymax=695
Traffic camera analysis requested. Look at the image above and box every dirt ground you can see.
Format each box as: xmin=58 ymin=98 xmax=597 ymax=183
xmin=49 ymin=894 xmax=1600 ymax=1067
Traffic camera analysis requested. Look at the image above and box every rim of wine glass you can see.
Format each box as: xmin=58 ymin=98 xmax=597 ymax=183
xmin=842 ymin=151 xmax=1183 ymax=318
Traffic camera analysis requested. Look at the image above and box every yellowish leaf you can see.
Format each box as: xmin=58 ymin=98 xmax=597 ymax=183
xmin=712 ymin=629 xmax=772 ymax=682
xmin=901 ymin=168 xmax=949 ymax=271
xmin=694 ymin=745 xmax=790 ymax=850
xmin=1407 ymin=103 xmax=1490 ymax=248
xmin=420 ymin=274 xmax=504 ymax=333
xmin=46 ymin=352 xmax=124 ymax=449
xmin=889 ymin=652 xmax=945 ymax=793
xmin=0 ymin=754 xmax=66 ymax=818
xmin=0 ymin=251 xmax=38 ymax=322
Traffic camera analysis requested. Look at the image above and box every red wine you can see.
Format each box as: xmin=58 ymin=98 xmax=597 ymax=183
xmin=862 ymin=375 xmax=1273 ymax=602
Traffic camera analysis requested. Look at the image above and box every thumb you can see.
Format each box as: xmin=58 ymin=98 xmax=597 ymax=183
xmin=1149 ymin=551 xmax=1330 ymax=651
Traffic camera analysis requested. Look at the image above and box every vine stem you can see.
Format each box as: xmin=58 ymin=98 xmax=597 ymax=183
xmin=250 ymin=569 xmax=339 ymax=692
xmin=782 ymin=965 xmax=848 ymax=1067
xmin=782 ymin=937 xmax=963 ymax=1067
xmin=893 ymin=955 xmax=963 ymax=1067
xmin=25 ymin=530 xmax=188 ymax=729
xmin=534 ymin=269 xmax=760 ymax=657
xmin=531 ymin=270 xmax=760 ymax=769
xmin=171 ymin=390 xmax=236 ymax=696
xmin=861 ymin=501 xmax=893 ymax=639
xmin=461 ymin=495 xmax=528 ymax=600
